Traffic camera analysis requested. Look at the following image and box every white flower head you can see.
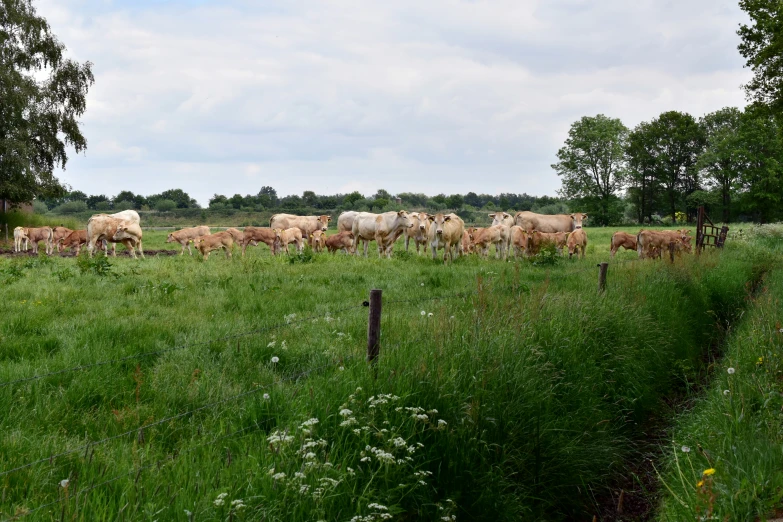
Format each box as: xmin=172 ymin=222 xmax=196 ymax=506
xmin=263 ymin=393 xmax=270 ymax=400
xmin=421 ymin=310 xmax=426 ymax=316
xmin=340 ymin=408 xmax=353 ymax=417
xmin=339 ymin=366 xmax=345 ymax=371
xmin=681 ymin=445 xmax=690 ymax=453
xmin=421 ymin=283 xmax=424 ymax=286
xmin=727 ymin=367 xmax=735 ymax=375
xmin=59 ymin=479 xmax=69 ymax=488
xmin=271 ymin=356 xmax=280 ymax=363
xmin=723 ymin=389 xmax=730 ymax=396
xmin=428 ymin=312 xmax=433 ymax=318
xmin=267 ymin=341 xmax=276 ymax=348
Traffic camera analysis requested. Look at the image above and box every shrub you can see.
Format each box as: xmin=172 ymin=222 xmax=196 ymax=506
xmin=155 ymin=199 xmax=177 ymax=212
xmin=52 ymin=201 xmax=88 ymax=214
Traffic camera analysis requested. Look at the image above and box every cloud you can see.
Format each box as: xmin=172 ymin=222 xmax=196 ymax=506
xmin=40 ymin=0 xmax=751 ymax=205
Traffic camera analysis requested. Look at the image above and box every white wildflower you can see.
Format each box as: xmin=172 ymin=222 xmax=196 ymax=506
xmin=281 ymin=340 xmax=287 ymax=349
xmin=340 ymin=408 xmax=353 ymax=417
xmin=340 ymin=417 xmax=357 ymax=427
xmin=301 ymin=418 xmax=319 ymax=428
xmin=214 ymin=498 xmax=225 ymax=507
xmin=271 ymin=356 xmax=280 ymax=363
xmin=59 ymin=479 xmax=69 ymax=488
xmin=681 ymin=446 xmax=690 ymax=453
xmin=353 ymin=429 xmax=362 ymax=435
xmin=421 ymin=310 xmax=426 ymax=316
xmin=285 ymin=313 xmax=296 ymax=323
xmin=305 ymin=452 xmax=317 ymax=459
xmin=724 ymin=389 xmax=730 ymax=396
xmin=428 ymin=409 xmax=438 ymax=415
xmin=231 ymin=499 xmax=245 ymax=510
xmin=184 ymin=510 xmax=192 ymax=517
xmin=272 ymin=472 xmax=286 ymax=480
xmin=428 ymin=312 xmax=433 ymax=318
xmin=727 ymin=367 xmax=735 ymax=374
xmin=413 ymin=413 xmax=429 ymax=422
xmin=295 ymin=472 xmax=306 ymax=479
xmin=263 ymin=393 xmax=270 ymax=400
xmin=347 ymin=467 xmax=355 ymax=475
xmin=421 ymin=283 xmax=425 ymax=286
xmin=419 ymin=480 xmax=427 ymax=485
xmin=339 ymin=366 xmax=345 ymax=371
xmin=267 ymin=341 xmax=276 ymax=348
xmin=299 ymin=484 xmax=310 ymax=494
xmin=361 ymin=456 xmax=371 ymax=462
xmin=438 ymin=419 xmax=447 ymax=428
xmin=368 ymin=503 xmax=389 ymax=511
xmin=392 ymin=437 xmax=407 ymax=447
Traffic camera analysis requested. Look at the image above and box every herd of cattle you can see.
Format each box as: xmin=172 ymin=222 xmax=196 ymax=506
xmin=9 ymin=209 xmax=693 ymax=262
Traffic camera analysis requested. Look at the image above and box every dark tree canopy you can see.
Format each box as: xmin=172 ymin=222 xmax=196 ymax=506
xmin=0 ymin=0 xmax=94 ymax=205
xmin=738 ymin=0 xmax=783 ymax=114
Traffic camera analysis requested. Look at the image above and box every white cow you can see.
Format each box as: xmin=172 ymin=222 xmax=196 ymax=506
xmin=428 ymin=213 xmax=465 ymax=263
xmin=13 ymin=227 xmax=28 ymax=252
xmin=351 ymin=211 xmax=411 ymax=258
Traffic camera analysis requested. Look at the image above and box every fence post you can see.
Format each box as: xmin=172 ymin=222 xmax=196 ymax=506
xmin=669 ymin=242 xmax=675 ymax=263
xmin=3 ymin=223 xmax=7 ymax=243
xmin=367 ymin=289 xmax=382 ymax=363
xmin=597 ymin=263 xmax=608 ymax=293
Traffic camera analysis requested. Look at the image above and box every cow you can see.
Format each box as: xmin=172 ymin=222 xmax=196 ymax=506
xmin=87 ymin=211 xmax=141 ymax=256
xmin=566 ymin=228 xmax=587 ymax=259
xmin=514 ymin=211 xmax=587 ymax=233
xmin=636 ymin=230 xmax=691 ymax=260
xmin=428 ymin=213 xmax=465 ymax=263
xmin=25 ymin=227 xmax=54 ymax=255
xmin=404 ymin=212 xmax=430 ymax=254
xmin=111 ymin=223 xmax=144 ymax=259
xmin=325 ymin=231 xmax=354 ymax=254
xmin=461 ymin=230 xmax=472 ymax=256
xmin=352 ymin=211 xmax=411 ymax=258
xmin=465 ymin=227 xmax=484 ymax=254
xmin=490 ymin=212 xmax=514 ymax=256
xmin=509 ymin=226 xmax=529 ymax=258
xmin=310 ymin=230 xmax=326 ymax=253
xmin=51 ymin=227 xmax=73 ymax=253
xmin=59 ymin=230 xmax=88 ymax=254
xmin=276 ymin=227 xmax=305 ymax=254
xmin=197 ymin=231 xmax=235 ymax=260
xmin=337 ymin=211 xmax=359 ymax=234
xmin=240 ymin=227 xmax=279 ymax=256
xmin=470 ymin=225 xmax=509 ymax=259
xmin=526 ymin=230 xmax=569 ymax=256
xmin=269 ymin=214 xmax=330 ymax=242
xmin=610 ymin=232 xmax=638 ymax=258
xmin=165 ymin=226 xmax=211 ymax=255
xmin=13 ymin=227 xmax=28 ymax=252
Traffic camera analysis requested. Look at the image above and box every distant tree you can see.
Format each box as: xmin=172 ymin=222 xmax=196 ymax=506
xmin=553 ymin=114 xmax=629 ymax=226
xmin=67 ymin=190 xmax=88 ymax=202
xmin=113 ymin=200 xmax=134 ymax=211
xmin=0 ymin=0 xmax=95 ymax=206
xmin=343 ymin=191 xmax=364 ymax=207
xmin=738 ymin=0 xmax=783 ymax=115
xmin=302 ymin=190 xmax=318 ymax=208
xmin=430 ymin=194 xmax=447 ymax=205
xmin=86 ymin=194 xmax=109 ymax=209
xmin=626 ymin=121 xmax=661 ymax=223
xmin=155 ymin=199 xmax=177 ymax=212
xmin=228 ymin=194 xmax=245 ymax=210
xmin=697 ymin=107 xmax=744 ymax=221
xmin=736 ymin=104 xmax=783 ymax=222
xmin=94 ymin=200 xmax=111 ymax=211
xmin=374 ymin=189 xmax=392 ymax=200
xmin=209 ymin=194 xmax=228 ymax=208
xmin=372 ymin=198 xmax=389 ymax=210
xmin=446 ymin=194 xmax=464 ymax=210
xmin=464 ymin=191 xmax=481 ymax=208
xmin=257 ymin=186 xmax=278 ymax=206
xmin=54 ymin=200 xmax=87 ymax=214
xmin=114 ymin=191 xmax=139 ymax=209
xmin=280 ymin=194 xmax=302 ymax=209
xmin=158 ymin=188 xmax=198 ymax=208
xmin=397 ymin=192 xmax=428 ymax=207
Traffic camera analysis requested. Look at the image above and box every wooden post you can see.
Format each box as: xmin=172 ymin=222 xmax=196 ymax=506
xmin=668 ymin=241 xmax=675 ymax=263
xmin=366 ymin=289 xmax=382 ymax=363
xmin=597 ymin=263 xmax=608 ymax=293
xmin=3 ymin=222 xmax=7 ymax=243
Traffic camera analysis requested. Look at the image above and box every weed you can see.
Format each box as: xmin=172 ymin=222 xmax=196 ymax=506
xmin=76 ymin=252 xmax=114 ymax=276
xmin=289 ymin=245 xmax=315 ymax=264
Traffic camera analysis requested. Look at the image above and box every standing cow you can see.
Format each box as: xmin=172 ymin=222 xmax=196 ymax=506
xmin=514 ymin=211 xmax=587 ymax=233
xmin=428 ymin=213 xmax=464 ymax=263
xmin=87 ymin=210 xmax=141 ymax=256
xmin=404 ymin=212 xmax=430 ymax=254
xmin=352 ymin=211 xmax=411 ymax=258
xmin=165 ymin=226 xmax=211 ymax=255
xmin=13 ymin=227 xmax=28 ymax=252
xmin=52 ymin=227 xmax=73 ymax=253
xmin=336 ymin=211 xmax=359 ymax=234
xmin=566 ymin=228 xmax=587 ymax=259
xmin=269 ymin=214 xmax=330 ymax=245
xmin=25 ymin=227 xmax=54 ymax=255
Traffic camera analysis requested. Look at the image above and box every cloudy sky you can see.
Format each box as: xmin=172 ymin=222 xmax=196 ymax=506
xmin=40 ymin=0 xmax=751 ymax=206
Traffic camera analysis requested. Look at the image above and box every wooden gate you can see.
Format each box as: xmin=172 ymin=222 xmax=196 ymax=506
xmin=695 ymin=206 xmax=729 ymax=253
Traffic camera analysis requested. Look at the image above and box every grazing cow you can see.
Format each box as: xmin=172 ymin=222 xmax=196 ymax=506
xmin=240 ymin=227 xmax=279 ymax=256
xmin=514 ymin=211 xmax=587 ymax=233
xmin=60 ymin=230 xmax=88 ymax=254
xmin=51 ymin=227 xmax=73 ymax=253
xmin=26 ymin=227 xmax=54 ymax=255
xmin=566 ymin=228 xmax=587 ymax=259
xmin=111 ymin=223 xmax=144 ymax=258
xmin=197 ymin=232 xmax=235 ymax=260
xmin=165 ymin=226 xmax=211 ymax=255
xmin=269 ymin=214 xmax=330 ymax=240
xmin=337 ymin=211 xmax=359 ymax=234
xmin=325 ymin=231 xmax=354 ymax=254
xmin=404 ymin=212 xmax=430 ymax=254
xmin=13 ymin=227 xmax=28 ymax=252
xmin=352 ymin=211 xmax=411 ymax=258
xmin=526 ymin=230 xmax=569 ymax=256
xmin=470 ymin=225 xmax=509 ymax=259
xmin=428 ymin=213 xmax=465 ymax=263
xmin=461 ymin=231 xmax=472 ymax=256
xmin=509 ymin=226 xmax=529 ymax=258
xmin=276 ymin=227 xmax=305 ymax=254
xmin=310 ymin=230 xmax=326 ymax=253
xmin=465 ymin=227 xmax=484 ymax=254
xmin=610 ymin=232 xmax=638 ymax=258
xmin=636 ymin=230 xmax=691 ymax=260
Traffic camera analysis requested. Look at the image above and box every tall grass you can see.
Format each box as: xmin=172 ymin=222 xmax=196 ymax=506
xmin=0 ymin=229 xmax=772 ymax=520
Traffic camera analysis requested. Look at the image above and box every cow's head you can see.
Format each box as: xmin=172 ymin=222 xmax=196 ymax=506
xmin=395 ymin=210 xmax=411 ymax=228
xmin=318 ymin=215 xmax=331 ymax=232
xmin=570 ymin=213 xmax=588 ymax=229
xmin=112 ymin=224 xmax=134 ymax=242
xmin=165 ymin=233 xmax=175 ymax=243
xmin=489 ymin=212 xmax=512 ymax=227
xmin=428 ymin=213 xmax=451 ymax=236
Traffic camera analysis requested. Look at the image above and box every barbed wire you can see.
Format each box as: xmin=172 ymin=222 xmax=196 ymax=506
xmin=0 ymin=304 xmax=365 ymax=389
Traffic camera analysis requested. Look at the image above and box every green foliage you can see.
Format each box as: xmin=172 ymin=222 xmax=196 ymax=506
xmin=76 ymin=252 xmax=113 ymax=276
xmin=529 ymin=241 xmax=561 ymax=266
xmin=52 ymin=200 xmax=88 ymax=214
xmin=736 ymin=105 xmax=783 ymax=222
xmin=0 ymin=0 xmax=94 ymax=205
xmin=0 ymin=263 xmax=24 ymax=285
xmin=738 ymin=0 xmax=783 ymax=115
xmin=154 ymin=199 xmax=177 ymax=212
xmin=288 ymin=245 xmax=315 ymax=264
xmin=553 ymin=114 xmax=629 ymax=226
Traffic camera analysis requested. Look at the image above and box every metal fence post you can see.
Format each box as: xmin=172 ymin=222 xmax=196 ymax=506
xmin=367 ymin=289 xmax=382 ymax=363
xmin=598 ymin=263 xmax=608 ymax=293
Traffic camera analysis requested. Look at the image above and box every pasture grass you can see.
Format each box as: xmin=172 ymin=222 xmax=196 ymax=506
xmin=0 ymin=226 xmax=773 ymax=521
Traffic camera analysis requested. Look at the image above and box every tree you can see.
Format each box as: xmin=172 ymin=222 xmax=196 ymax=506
xmin=0 ymin=0 xmax=94 ymax=205
xmin=374 ymin=189 xmax=392 ymax=200
xmin=738 ymin=1 xmax=783 ymax=115
xmin=736 ymin=104 xmax=783 ymax=222
xmin=302 ymin=190 xmax=318 ymax=208
xmin=257 ymin=186 xmax=278 ymax=206
xmin=86 ymin=194 xmax=108 ymax=209
xmin=155 ymin=199 xmax=177 ymax=212
xmin=446 ymin=194 xmax=464 ymax=210
xmin=553 ymin=114 xmax=629 ymax=225
xmin=626 ymin=121 xmax=661 ymax=223
xmin=697 ymin=107 xmax=744 ymax=221
xmin=158 ymin=188 xmax=198 ymax=208
xmin=343 ymin=191 xmax=364 ymax=207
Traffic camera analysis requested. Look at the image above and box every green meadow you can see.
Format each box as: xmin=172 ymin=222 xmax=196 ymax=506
xmin=1 ymin=225 xmax=781 ymax=521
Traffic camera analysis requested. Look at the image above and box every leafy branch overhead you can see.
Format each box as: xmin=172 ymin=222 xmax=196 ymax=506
xmin=0 ymin=0 xmax=94 ymax=205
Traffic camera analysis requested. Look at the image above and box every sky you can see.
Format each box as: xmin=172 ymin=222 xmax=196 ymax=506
xmin=39 ymin=0 xmax=753 ymax=206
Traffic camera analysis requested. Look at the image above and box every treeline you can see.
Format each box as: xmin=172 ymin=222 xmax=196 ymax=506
xmin=554 ymin=104 xmax=783 ymax=226
xmin=40 ymin=186 xmax=569 ymax=217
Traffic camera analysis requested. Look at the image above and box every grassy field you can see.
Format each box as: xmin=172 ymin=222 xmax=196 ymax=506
xmin=0 ymin=226 xmax=779 ymax=521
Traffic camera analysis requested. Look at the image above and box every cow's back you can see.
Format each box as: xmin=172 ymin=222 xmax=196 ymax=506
xmin=515 ymin=211 xmax=573 ymax=233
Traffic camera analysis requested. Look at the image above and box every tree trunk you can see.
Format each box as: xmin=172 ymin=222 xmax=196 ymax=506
xmin=722 ymin=180 xmax=730 ymax=223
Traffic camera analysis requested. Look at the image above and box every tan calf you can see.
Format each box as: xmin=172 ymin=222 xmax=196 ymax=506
xmin=404 ymin=212 xmax=430 ymax=254
xmin=52 ymin=227 xmax=73 ymax=253
xmin=13 ymin=227 xmax=28 ymax=252
xmin=325 ymin=231 xmax=354 ymax=254
xmin=566 ymin=228 xmax=587 ymax=259
xmin=310 ymin=230 xmax=326 ymax=252
xmin=470 ymin=225 xmax=509 ymax=259
xmin=26 ymin=227 xmax=54 ymax=255
xmin=509 ymin=226 xmax=529 ymax=258
xmin=60 ymin=230 xmax=88 ymax=254
xmin=526 ymin=230 xmax=569 ymax=256
xmin=112 ymin=223 xmax=145 ymax=259
xmin=165 ymin=226 xmax=211 ymax=255
xmin=610 ymin=232 xmax=637 ymax=258
xmin=276 ymin=227 xmax=304 ymax=254
xmin=197 ymin=232 xmax=235 ymax=260
xmin=636 ymin=230 xmax=691 ymax=260
xmin=240 ymin=227 xmax=278 ymax=256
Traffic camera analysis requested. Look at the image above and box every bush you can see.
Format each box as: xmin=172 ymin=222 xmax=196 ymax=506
xmin=114 ymin=200 xmax=134 ymax=211
xmin=32 ymin=200 xmax=48 ymax=214
xmin=52 ymin=201 xmax=88 ymax=214
xmin=155 ymin=199 xmax=177 ymax=212
xmin=95 ymin=201 xmax=112 ymax=211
